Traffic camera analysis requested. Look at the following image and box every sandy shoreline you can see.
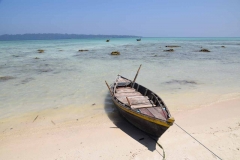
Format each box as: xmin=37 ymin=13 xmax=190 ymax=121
xmin=0 ymin=98 xmax=240 ymax=160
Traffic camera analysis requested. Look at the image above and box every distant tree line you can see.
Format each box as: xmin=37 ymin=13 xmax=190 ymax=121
xmin=0 ymin=33 xmax=140 ymax=41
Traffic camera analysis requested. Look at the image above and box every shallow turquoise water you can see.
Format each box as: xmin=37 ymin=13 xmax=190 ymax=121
xmin=0 ymin=37 xmax=240 ymax=118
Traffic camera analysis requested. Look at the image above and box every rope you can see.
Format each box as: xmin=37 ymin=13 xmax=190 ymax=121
xmin=174 ymin=123 xmax=222 ymax=160
xmin=148 ymin=135 xmax=166 ymax=160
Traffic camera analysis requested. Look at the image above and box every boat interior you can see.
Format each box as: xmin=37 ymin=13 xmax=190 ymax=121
xmin=113 ymin=76 xmax=169 ymax=121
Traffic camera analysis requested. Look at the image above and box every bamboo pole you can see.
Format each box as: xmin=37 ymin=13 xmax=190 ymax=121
xmin=105 ymin=81 xmax=113 ymax=96
xmin=132 ymin=64 xmax=142 ymax=88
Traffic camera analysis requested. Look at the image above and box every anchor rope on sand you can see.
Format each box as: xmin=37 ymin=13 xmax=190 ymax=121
xmin=174 ymin=123 xmax=222 ymax=160
xmin=148 ymin=135 xmax=166 ymax=160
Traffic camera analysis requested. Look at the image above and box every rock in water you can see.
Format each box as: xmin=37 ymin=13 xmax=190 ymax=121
xmin=78 ymin=49 xmax=89 ymax=52
xmin=199 ymin=49 xmax=210 ymax=52
xmin=111 ymin=51 xmax=120 ymax=55
xmin=38 ymin=49 xmax=44 ymax=53
xmin=165 ymin=45 xmax=180 ymax=47
xmin=163 ymin=49 xmax=174 ymax=52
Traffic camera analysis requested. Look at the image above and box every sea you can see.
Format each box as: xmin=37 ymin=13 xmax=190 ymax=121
xmin=1 ymin=37 xmax=240 ymax=119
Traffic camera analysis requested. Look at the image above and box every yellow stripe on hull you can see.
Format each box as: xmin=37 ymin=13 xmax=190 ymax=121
xmin=113 ymin=99 xmax=173 ymax=128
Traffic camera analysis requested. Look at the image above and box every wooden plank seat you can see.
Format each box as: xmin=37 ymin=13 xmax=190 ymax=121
xmin=116 ymin=88 xmax=136 ymax=93
xmin=115 ymin=92 xmax=142 ymax=98
xmin=127 ymin=96 xmax=150 ymax=105
xmin=128 ymin=96 xmax=156 ymax=109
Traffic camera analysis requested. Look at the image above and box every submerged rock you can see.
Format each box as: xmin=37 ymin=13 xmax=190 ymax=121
xmin=38 ymin=49 xmax=44 ymax=53
xmin=38 ymin=69 xmax=53 ymax=73
xmin=165 ymin=80 xmax=197 ymax=85
xmin=35 ymin=57 xmax=40 ymax=59
xmin=0 ymin=76 xmax=15 ymax=82
xmin=21 ymin=77 xmax=34 ymax=84
xmin=163 ymin=49 xmax=174 ymax=52
xmin=111 ymin=51 xmax=120 ymax=55
xmin=78 ymin=49 xmax=89 ymax=52
xmin=221 ymin=46 xmax=225 ymax=48
xmin=165 ymin=45 xmax=180 ymax=47
xmin=199 ymin=49 xmax=210 ymax=52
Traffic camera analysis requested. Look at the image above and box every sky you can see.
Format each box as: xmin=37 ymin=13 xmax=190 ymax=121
xmin=0 ymin=0 xmax=240 ymax=37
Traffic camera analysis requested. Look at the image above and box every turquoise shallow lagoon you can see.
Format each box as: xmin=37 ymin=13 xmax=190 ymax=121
xmin=0 ymin=37 xmax=240 ymax=118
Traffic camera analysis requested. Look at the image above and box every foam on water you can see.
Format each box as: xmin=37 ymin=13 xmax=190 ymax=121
xmin=0 ymin=38 xmax=240 ymax=118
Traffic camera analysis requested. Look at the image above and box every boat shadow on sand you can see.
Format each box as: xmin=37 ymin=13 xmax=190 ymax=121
xmin=104 ymin=93 xmax=165 ymax=156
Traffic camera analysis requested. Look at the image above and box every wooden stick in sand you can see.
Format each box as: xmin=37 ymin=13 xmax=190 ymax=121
xmin=132 ymin=64 xmax=142 ymax=88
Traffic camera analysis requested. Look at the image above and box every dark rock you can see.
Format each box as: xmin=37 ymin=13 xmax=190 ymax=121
xmin=111 ymin=51 xmax=120 ymax=55
xmin=35 ymin=57 xmax=40 ymax=59
xmin=106 ymin=39 xmax=110 ymax=42
xmin=163 ymin=49 xmax=174 ymax=52
xmin=199 ymin=49 xmax=210 ymax=52
xmin=78 ymin=49 xmax=89 ymax=52
xmin=221 ymin=46 xmax=225 ymax=48
xmin=38 ymin=49 xmax=44 ymax=53
xmin=165 ymin=45 xmax=180 ymax=47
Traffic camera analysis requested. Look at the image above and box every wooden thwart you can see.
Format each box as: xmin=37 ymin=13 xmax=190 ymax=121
xmin=115 ymin=92 xmax=142 ymax=98
xmin=131 ymin=104 xmax=154 ymax=109
xmin=116 ymin=88 xmax=136 ymax=93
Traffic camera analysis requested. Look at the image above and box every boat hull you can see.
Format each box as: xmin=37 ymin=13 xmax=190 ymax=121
xmin=112 ymin=98 xmax=169 ymax=137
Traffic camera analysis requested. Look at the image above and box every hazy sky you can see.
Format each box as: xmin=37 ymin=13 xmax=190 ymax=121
xmin=0 ymin=0 xmax=240 ymax=37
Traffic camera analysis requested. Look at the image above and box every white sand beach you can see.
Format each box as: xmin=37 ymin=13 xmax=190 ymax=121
xmin=0 ymin=97 xmax=239 ymax=160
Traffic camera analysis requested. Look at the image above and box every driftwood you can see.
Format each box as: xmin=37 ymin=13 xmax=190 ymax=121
xmin=51 ymin=120 xmax=55 ymax=125
xmin=33 ymin=115 xmax=38 ymax=122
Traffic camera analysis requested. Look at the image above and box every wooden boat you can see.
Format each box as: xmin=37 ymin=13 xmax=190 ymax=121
xmin=105 ymin=65 xmax=175 ymax=137
xmin=136 ymin=38 xmax=141 ymax=41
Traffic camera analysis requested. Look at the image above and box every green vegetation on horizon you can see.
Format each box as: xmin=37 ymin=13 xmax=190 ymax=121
xmin=0 ymin=33 xmax=140 ymax=41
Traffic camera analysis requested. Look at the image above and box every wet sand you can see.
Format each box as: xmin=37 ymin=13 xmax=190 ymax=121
xmin=0 ymin=98 xmax=239 ymax=160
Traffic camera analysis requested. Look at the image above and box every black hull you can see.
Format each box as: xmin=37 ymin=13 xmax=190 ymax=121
xmin=113 ymin=99 xmax=169 ymax=137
